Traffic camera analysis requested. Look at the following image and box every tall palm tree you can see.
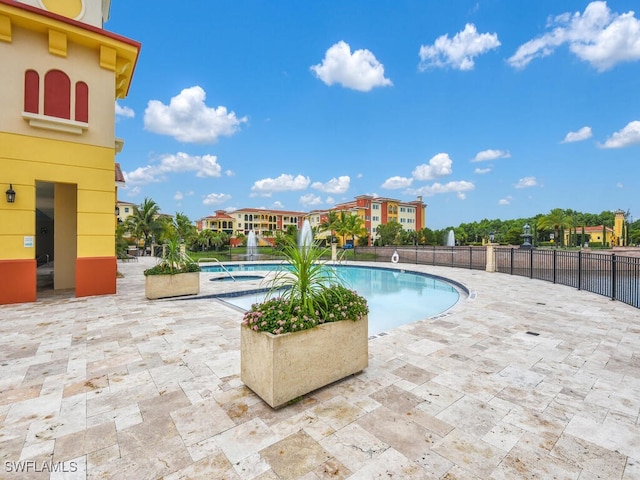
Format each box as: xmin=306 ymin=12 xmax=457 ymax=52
xmin=342 ymin=213 xmax=367 ymax=245
xmin=126 ymin=197 xmax=162 ymax=251
xmin=173 ymin=212 xmax=196 ymax=244
xmin=318 ymin=211 xmax=342 ymax=244
xmin=537 ymin=208 xmax=572 ymax=247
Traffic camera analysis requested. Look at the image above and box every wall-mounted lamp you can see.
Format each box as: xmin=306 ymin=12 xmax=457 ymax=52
xmin=6 ymin=184 xmax=16 ymax=203
xmin=115 ymin=205 xmax=120 ymax=216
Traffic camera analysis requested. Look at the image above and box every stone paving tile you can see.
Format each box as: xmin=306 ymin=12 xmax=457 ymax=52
xmin=1 ymin=257 xmax=640 ymax=479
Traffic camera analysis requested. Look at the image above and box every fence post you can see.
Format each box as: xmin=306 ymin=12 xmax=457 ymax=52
xmin=529 ymin=248 xmax=534 ymax=279
xmin=577 ymin=250 xmax=582 ymax=291
xmin=510 ymin=248 xmax=514 ymax=275
xmin=611 ymin=254 xmax=616 ymax=301
xmin=469 ymin=246 xmax=473 ymax=269
xmin=486 ymin=244 xmax=496 ymax=272
xmin=553 ymin=249 xmax=557 ymax=284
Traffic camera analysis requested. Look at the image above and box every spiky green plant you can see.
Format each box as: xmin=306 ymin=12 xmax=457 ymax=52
xmin=267 ymin=236 xmax=338 ymax=316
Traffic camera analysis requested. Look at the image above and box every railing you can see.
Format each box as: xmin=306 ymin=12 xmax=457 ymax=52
xmin=494 ymin=247 xmax=640 ymax=308
xmin=197 ymin=257 xmax=236 ymax=281
xmin=357 ymin=245 xmax=487 ymax=270
xmin=353 ymin=245 xmax=639 ymax=309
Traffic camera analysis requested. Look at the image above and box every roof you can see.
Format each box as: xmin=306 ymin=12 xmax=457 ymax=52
xmin=114 ymin=163 xmax=125 ymax=183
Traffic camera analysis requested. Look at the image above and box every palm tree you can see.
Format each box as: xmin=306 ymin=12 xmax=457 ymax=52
xmin=318 ymin=211 xmax=342 ymax=244
xmin=537 ymin=208 xmax=572 ymax=247
xmin=173 ymin=212 xmax=196 ymax=244
xmin=194 ymin=229 xmax=215 ymax=252
xmin=341 ymin=213 xmax=367 ymax=245
xmin=126 ymin=197 xmax=163 ymax=251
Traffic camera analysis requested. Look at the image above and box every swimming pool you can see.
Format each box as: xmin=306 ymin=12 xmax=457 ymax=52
xmin=202 ymin=263 xmax=463 ymax=335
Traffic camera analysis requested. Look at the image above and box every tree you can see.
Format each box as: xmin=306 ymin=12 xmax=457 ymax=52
xmin=126 ymin=197 xmax=163 ymax=251
xmin=193 ymin=229 xmax=215 ymax=252
xmin=173 ymin=212 xmax=196 ymax=244
xmin=318 ymin=211 xmax=342 ymax=244
xmin=375 ymin=221 xmax=403 ymax=246
xmin=341 ymin=213 xmax=367 ymax=245
xmin=537 ymin=209 xmax=572 ymax=247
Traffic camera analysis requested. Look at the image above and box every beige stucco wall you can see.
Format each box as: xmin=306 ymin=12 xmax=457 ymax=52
xmin=0 ymin=23 xmax=115 ymax=148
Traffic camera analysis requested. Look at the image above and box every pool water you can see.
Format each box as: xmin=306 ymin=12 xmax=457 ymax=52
xmin=202 ymin=263 xmax=461 ymax=335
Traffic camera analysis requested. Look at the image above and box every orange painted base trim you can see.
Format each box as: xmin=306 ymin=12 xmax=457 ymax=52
xmin=76 ymin=256 xmax=116 ymax=297
xmin=0 ymin=259 xmax=36 ymax=304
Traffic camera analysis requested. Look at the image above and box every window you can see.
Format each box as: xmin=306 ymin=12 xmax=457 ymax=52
xmin=24 ymin=70 xmax=39 ymax=114
xmin=124 ymin=207 xmax=129 ymax=213
xmin=75 ymin=82 xmax=89 ymax=122
xmin=44 ymin=70 xmax=71 ymax=119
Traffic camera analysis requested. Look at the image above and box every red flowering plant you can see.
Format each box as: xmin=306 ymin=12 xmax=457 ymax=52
xmin=241 ymin=237 xmax=368 ymax=335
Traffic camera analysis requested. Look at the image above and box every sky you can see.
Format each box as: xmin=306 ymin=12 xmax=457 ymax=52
xmin=108 ymin=0 xmax=640 ymax=229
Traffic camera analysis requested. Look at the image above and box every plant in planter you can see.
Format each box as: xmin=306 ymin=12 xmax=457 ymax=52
xmin=240 ymin=236 xmax=369 ymax=408
xmin=144 ymin=237 xmax=201 ymax=299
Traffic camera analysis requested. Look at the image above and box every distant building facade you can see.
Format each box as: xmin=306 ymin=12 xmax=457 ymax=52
xmin=197 ymin=208 xmax=307 ymax=245
xmin=308 ymin=195 xmax=427 ymax=246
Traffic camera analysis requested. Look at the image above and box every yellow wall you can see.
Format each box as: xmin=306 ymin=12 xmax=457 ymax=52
xmin=1 ymin=131 xmax=116 ymax=260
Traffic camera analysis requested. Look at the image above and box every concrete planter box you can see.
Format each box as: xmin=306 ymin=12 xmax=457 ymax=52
xmin=241 ymin=315 xmax=368 ymax=408
xmin=145 ymin=272 xmax=200 ymax=300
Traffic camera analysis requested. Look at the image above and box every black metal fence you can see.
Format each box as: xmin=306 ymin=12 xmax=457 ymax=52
xmin=356 ymin=246 xmax=640 ymax=309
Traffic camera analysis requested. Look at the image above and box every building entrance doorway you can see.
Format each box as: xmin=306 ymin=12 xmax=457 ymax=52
xmin=35 ymin=181 xmax=77 ymax=295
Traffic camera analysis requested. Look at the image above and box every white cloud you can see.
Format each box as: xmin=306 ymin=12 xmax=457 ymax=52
xmin=203 ymin=193 xmax=231 ymax=206
xmin=123 ymin=152 xmax=222 ymax=186
xmin=250 ymin=174 xmax=310 ymax=197
xmin=600 ymin=120 xmax=640 ymax=148
xmin=174 ymin=190 xmax=194 ymax=201
xmin=381 ymin=176 xmax=413 ymax=189
xmin=561 ymin=126 xmax=593 ymax=143
xmin=472 ymin=149 xmax=511 ymax=162
xmin=311 ymin=176 xmax=350 ymax=194
xmin=498 ymin=196 xmax=513 ymax=205
xmin=409 ymin=180 xmax=475 ymax=197
xmin=310 ymin=41 xmax=393 ymax=92
xmin=144 ymin=86 xmax=247 ymax=143
xmin=419 ymin=23 xmax=501 ymax=71
xmin=616 ymin=182 xmax=624 ymax=189
xmin=515 ymin=176 xmax=538 ymax=188
xmin=299 ymin=194 xmax=323 ymax=207
xmin=325 ymin=196 xmax=336 ymax=205
xmin=412 ymin=153 xmax=453 ymax=180
xmin=115 ymin=102 xmax=134 ymax=118
xmin=508 ymin=2 xmax=640 ymax=71
xmin=474 ymin=167 xmax=492 ymax=174
xmin=271 ymin=201 xmax=285 ymax=210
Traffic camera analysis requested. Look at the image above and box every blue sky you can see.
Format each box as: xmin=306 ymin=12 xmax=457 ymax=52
xmin=109 ymin=1 xmax=640 ymax=229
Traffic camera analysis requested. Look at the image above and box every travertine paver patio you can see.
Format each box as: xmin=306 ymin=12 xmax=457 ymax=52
xmin=1 ymin=256 xmax=639 ymax=479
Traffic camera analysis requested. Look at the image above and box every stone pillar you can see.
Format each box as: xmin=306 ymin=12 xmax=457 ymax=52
xmin=331 ymin=243 xmax=337 ymax=262
xmin=486 ymin=244 xmax=496 ymax=272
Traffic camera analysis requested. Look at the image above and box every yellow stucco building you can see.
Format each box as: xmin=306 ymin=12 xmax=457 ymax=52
xmin=0 ymin=0 xmax=139 ymax=304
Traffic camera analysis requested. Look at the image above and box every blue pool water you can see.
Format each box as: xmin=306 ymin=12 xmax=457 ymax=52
xmin=202 ymin=263 xmax=462 ymax=335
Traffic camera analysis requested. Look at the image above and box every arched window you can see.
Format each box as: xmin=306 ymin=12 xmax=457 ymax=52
xmin=44 ymin=70 xmax=71 ymax=119
xmin=75 ymin=81 xmax=89 ymax=122
xmin=24 ymin=70 xmax=39 ymax=114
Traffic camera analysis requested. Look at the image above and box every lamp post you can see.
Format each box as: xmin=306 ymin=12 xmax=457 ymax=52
xmin=521 ymin=223 xmax=533 ymax=249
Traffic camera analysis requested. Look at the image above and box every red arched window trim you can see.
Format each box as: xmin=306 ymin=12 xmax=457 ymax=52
xmin=75 ymin=82 xmax=89 ymax=123
xmin=44 ymin=70 xmax=71 ymax=119
xmin=24 ymin=70 xmax=39 ymax=114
